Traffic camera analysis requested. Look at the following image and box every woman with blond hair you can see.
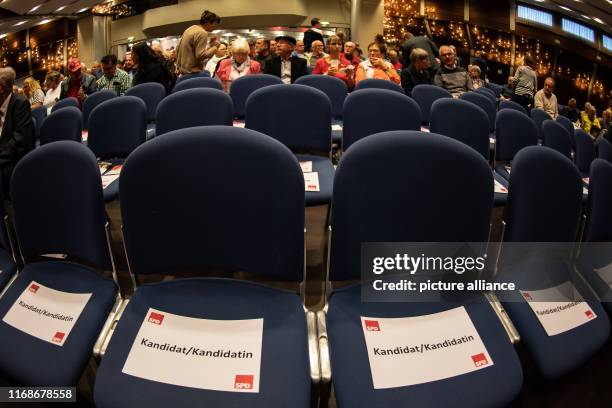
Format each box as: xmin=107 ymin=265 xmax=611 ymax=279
xmin=43 ymin=71 xmax=62 ymax=113
xmin=312 ymin=35 xmax=354 ymax=88
xmin=23 ymin=77 xmax=45 ymax=109
xmin=215 ymin=38 xmax=261 ymax=92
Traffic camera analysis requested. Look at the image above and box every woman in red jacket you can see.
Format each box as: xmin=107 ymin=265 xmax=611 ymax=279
xmin=312 ymin=35 xmax=355 ymax=89
xmin=215 ymin=38 xmax=261 ymax=92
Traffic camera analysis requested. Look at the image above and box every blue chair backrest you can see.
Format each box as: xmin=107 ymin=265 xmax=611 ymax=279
xmin=119 ymin=126 xmax=305 ymax=280
xmin=155 ymin=88 xmax=233 ymax=137
xmin=495 ymin=109 xmax=538 ymax=162
xmin=125 ymin=82 xmax=167 ymax=122
xmin=487 ymin=83 xmax=504 ymax=97
xmin=343 ymin=89 xmax=421 ymax=151
xmin=40 ymin=106 xmax=82 ymax=145
xmin=295 ymin=75 xmax=348 ymax=120
xmin=411 ymin=84 xmax=452 ymax=123
xmin=542 ymin=119 xmax=572 ymax=159
xmin=82 ymin=89 xmax=116 ymax=129
xmin=354 ymin=78 xmax=404 ymax=94
xmin=245 ymin=84 xmax=331 ymax=152
xmin=88 ymin=96 xmax=147 ymax=159
xmin=530 ymin=108 xmax=550 ymax=140
xmin=555 ymin=115 xmax=576 ymax=145
xmin=431 ymin=98 xmax=490 ymax=159
xmin=172 ymin=77 xmax=222 ymax=93
xmin=476 ymin=87 xmax=496 ymax=100
xmin=175 ymin=71 xmax=211 ymax=85
xmin=595 ymin=137 xmax=612 ymax=163
xmin=574 ymin=129 xmax=596 ymax=173
xmin=51 ymin=97 xmax=79 ymax=113
xmin=230 ymin=74 xmax=283 ymax=118
xmin=11 ymin=141 xmax=111 ymax=269
xmin=499 ymin=100 xmax=527 ymax=115
xmin=585 ymin=159 xmax=612 ymax=241
xmin=460 ymin=91 xmax=496 ymax=132
xmin=329 ymin=131 xmax=493 ymax=280
xmin=31 ymin=105 xmax=47 ymax=139
xmin=504 ymin=146 xmax=582 ymax=242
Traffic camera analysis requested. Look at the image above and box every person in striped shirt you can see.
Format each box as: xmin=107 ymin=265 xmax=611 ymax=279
xmin=511 ymin=54 xmax=537 ymax=112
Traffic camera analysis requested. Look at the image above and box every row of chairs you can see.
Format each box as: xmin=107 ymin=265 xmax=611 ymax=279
xmin=0 ymin=127 xmax=611 ymax=407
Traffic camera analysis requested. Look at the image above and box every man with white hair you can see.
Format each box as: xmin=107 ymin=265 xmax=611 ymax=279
xmin=0 ymin=67 xmax=34 ymax=192
xmin=434 ymin=45 xmax=472 ymax=97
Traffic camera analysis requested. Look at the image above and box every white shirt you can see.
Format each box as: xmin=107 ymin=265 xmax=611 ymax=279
xmin=44 ymin=86 xmax=61 ymax=114
xmin=0 ymin=93 xmax=12 ymax=138
xmin=204 ymin=55 xmax=225 ymax=76
xmin=281 ymin=58 xmax=292 ymax=84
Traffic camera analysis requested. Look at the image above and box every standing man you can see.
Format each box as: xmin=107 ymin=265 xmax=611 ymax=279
xmin=60 ymin=57 xmax=97 ymax=106
xmin=534 ymin=77 xmax=558 ymax=119
xmin=0 ymin=67 xmax=34 ymax=193
xmin=401 ymin=31 xmax=439 ymax=73
xmin=304 ymin=18 xmax=325 ymax=52
xmin=176 ymin=10 xmax=221 ymax=75
xmin=97 ymin=54 xmax=132 ymax=95
xmin=264 ymin=36 xmax=308 ymax=84
xmin=434 ymin=45 xmax=471 ymax=97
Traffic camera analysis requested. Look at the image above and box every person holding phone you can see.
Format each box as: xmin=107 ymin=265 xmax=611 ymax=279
xmin=97 ymin=54 xmax=131 ymax=96
xmin=355 ymin=42 xmax=400 ymax=85
xmin=59 ymin=57 xmax=97 ymax=107
xmin=312 ymin=35 xmax=354 ymax=89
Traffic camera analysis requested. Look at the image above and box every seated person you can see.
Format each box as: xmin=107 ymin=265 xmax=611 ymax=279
xmin=501 ymin=76 xmax=514 ymax=100
xmin=215 ymin=38 xmax=261 ymax=92
xmin=560 ymin=98 xmax=581 ymax=123
xmin=306 ymin=40 xmax=327 ymax=71
xmin=388 ymin=49 xmax=403 ymax=72
xmin=60 ymin=57 xmax=98 ymax=107
xmin=534 ymin=77 xmax=558 ymax=119
xmin=468 ymin=65 xmax=485 ymax=89
xmin=43 ymin=71 xmax=62 ymax=114
xmin=355 ymin=42 xmax=401 ymax=85
xmin=581 ymin=105 xmax=602 ymax=138
xmin=312 ymin=35 xmax=354 ymax=89
xmin=22 ymin=77 xmax=45 ymax=109
xmin=263 ymin=35 xmax=308 ymax=84
xmin=400 ymin=48 xmax=433 ymax=96
xmin=434 ymin=45 xmax=472 ymax=97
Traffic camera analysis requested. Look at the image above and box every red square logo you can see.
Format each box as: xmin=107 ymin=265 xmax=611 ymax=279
xmin=234 ymin=374 xmax=254 ymax=390
xmin=29 ymin=284 xmax=40 ymax=293
xmin=471 ymin=353 xmax=488 ymax=367
xmin=148 ymin=312 xmax=164 ymax=325
xmin=364 ymin=320 xmax=380 ymax=332
xmin=52 ymin=332 xmax=65 ymax=343
xmin=522 ymin=292 xmax=532 ymax=301
xmin=585 ymin=310 xmax=594 ymax=319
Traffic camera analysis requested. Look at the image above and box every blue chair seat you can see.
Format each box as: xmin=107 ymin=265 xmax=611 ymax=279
xmin=296 ymin=154 xmax=334 ymax=206
xmin=94 ymin=278 xmax=310 ymax=408
xmin=327 ymin=284 xmax=523 ymax=408
xmin=101 ymin=159 xmax=125 ymax=203
xmin=494 ymin=164 xmax=511 ymax=181
xmin=0 ymin=248 xmax=17 ymax=290
xmin=0 ymin=261 xmax=117 ymax=385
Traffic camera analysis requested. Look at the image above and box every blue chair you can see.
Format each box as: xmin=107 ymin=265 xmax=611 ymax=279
xmin=230 ymin=74 xmax=283 ymax=119
xmin=494 ymin=109 xmax=538 ymax=180
xmin=499 ymin=100 xmax=527 ymax=115
xmin=88 ymin=97 xmax=147 ymax=202
xmin=460 ymin=91 xmax=496 ymax=133
xmin=530 ymin=108 xmax=550 ymax=141
xmin=175 ymin=71 xmax=211 ymax=85
xmin=40 ymin=106 xmax=83 ymax=145
xmin=411 ymin=84 xmax=452 ymax=124
xmin=82 ymin=89 xmax=116 ymax=129
xmin=574 ymin=129 xmax=596 ymax=177
xmin=155 ymin=88 xmax=233 ymax=137
xmin=595 ymin=137 xmax=612 ymax=163
xmin=31 ymin=105 xmax=47 ymax=139
xmin=0 ymin=141 xmax=118 ymax=386
xmin=125 ymin=82 xmax=166 ymax=123
xmin=322 ymin=131 xmax=523 ymax=407
xmin=354 ymin=78 xmax=404 ymax=94
xmin=487 ymin=83 xmax=504 ymax=97
xmin=476 ymin=87 xmax=496 ymax=101
xmin=542 ymin=119 xmax=572 ymax=159
xmin=51 ymin=97 xmax=79 ymax=113
xmin=343 ymin=89 xmax=421 ymax=151
xmin=94 ymin=126 xmax=314 ymax=408
xmin=0 ymin=185 xmax=16 ymax=291
xmin=556 ymin=115 xmax=576 ymax=145
xmin=431 ymin=98 xmax=490 ymax=160
xmin=172 ymin=77 xmax=223 ymax=93
xmin=246 ymin=84 xmax=334 ymax=206
xmin=499 ymin=146 xmax=609 ymax=379
xmin=295 ymin=75 xmax=347 ymax=120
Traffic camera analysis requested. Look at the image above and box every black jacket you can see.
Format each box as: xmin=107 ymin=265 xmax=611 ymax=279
xmin=0 ymin=94 xmax=34 ymax=191
xmin=263 ymin=55 xmax=308 ymax=83
xmin=133 ymin=61 xmax=174 ymax=95
xmin=401 ymin=64 xmax=433 ymax=96
xmin=401 ymin=36 xmax=439 ymax=71
xmin=304 ymin=29 xmax=324 ymax=52
xmin=59 ymin=73 xmax=98 ymax=100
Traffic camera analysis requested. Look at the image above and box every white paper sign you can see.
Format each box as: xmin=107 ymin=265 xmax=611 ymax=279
xmin=304 ymin=172 xmax=320 ymax=192
xmin=331 ymin=124 xmax=343 ymax=131
xmin=361 ymin=307 xmax=493 ymax=389
xmin=122 ymin=308 xmax=263 ymax=393
xmin=494 ymin=179 xmax=508 ymax=194
xmin=2 ymin=281 xmax=91 ymax=346
xmin=520 ymin=281 xmax=596 ymax=336
xmin=81 ymin=130 xmax=88 ymax=142
xmin=233 ymin=121 xmax=246 ymax=128
xmin=101 ymin=174 xmax=120 ymax=189
xmin=105 ymin=164 xmax=123 ymax=176
xmin=420 ymin=126 xmax=430 ymax=133
xmin=299 ymin=161 xmax=313 ymax=173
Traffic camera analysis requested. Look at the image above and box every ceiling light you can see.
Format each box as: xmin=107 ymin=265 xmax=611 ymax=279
xmin=593 ymin=17 xmax=603 ymax=24
xmin=581 ymin=15 xmax=591 ymax=20
xmin=559 ymin=6 xmax=571 ymax=11
xmin=38 ymin=19 xmax=51 ymax=25
xmin=29 ymin=5 xmax=41 ymax=13
xmin=320 ymin=21 xmax=330 ymax=25
xmin=13 ymin=21 xmax=27 ymax=26
xmin=0 ymin=34 xmax=6 ymax=39
xmin=55 ymin=6 xmax=66 ymax=12
xmin=534 ymin=0 xmax=545 ymax=2
xmin=77 ymin=8 xmax=89 ymax=13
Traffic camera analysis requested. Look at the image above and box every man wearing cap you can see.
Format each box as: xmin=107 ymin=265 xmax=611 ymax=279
xmin=304 ymin=18 xmax=325 ymax=52
xmin=60 ymin=57 xmax=97 ymax=105
xmin=264 ymin=36 xmax=308 ymax=84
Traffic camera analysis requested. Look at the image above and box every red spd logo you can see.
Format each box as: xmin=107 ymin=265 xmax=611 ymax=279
xmin=364 ymin=320 xmax=380 ymax=332
xmin=29 ymin=284 xmax=40 ymax=293
xmin=585 ymin=310 xmax=595 ymax=319
xmin=148 ymin=312 xmax=164 ymax=325
xmin=234 ymin=375 xmax=254 ymax=390
xmin=52 ymin=332 xmax=65 ymax=344
xmin=471 ymin=353 xmax=489 ymax=367
xmin=522 ymin=292 xmax=533 ymax=301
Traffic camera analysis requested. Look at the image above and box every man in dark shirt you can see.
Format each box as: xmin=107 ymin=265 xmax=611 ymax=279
xmin=254 ymin=38 xmax=272 ymax=70
xmin=401 ymin=48 xmax=433 ymax=96
xmin=401 ymin=31 xmax=439 ymax=73
xmin=303 ymin=18 xmax=325 ymax=52
xmin=560 ymin=98 xmax=581 ymax=123
xmin=60 ymin=57 xmax=97 ymax=107
xmin=264 ymin=36 xmax=308 ymax=84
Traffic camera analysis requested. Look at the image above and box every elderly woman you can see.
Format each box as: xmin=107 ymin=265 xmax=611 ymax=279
xmin=215 ymin=38 xmax=261 ymax=92
xmin=581 ymin=105 xmax=602 ymax=138
xmin=23 ymin=77 xmax=45 ymax=109
xmin=312 ymin=35 xmax=354 ymax=88
xmin=43 ymin=71 xmax=62 ymax=114
xmin=468 ymin=65 xmax=485 ymax=89
xmin=355 ymin=42 xmax=400 ymax=85
xmin=400 ymin=48 xmax=432 ymax=96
